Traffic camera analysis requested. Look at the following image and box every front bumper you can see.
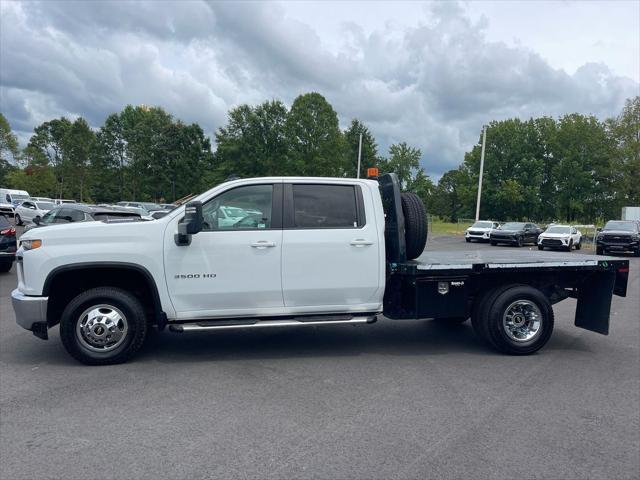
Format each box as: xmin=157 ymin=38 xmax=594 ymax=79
xmin=11 ymin=289 xmax=49 ymax=338
xmin=597 ymin=240 xmax=639 ymax=252
xmin=491 ymin=236 xmax=517 ymax=244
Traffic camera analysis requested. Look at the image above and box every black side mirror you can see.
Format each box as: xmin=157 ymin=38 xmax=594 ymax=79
xmin=175 ymin=201 xmax=203 ymax=246
xmin=33 ymin=216 xmax=41 ymax=225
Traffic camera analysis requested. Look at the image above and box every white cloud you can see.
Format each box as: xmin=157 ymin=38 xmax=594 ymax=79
xmin=0 ymin=0 xmax=638 ymax=178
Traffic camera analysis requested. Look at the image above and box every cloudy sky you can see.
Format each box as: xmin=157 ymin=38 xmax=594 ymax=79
xmin=1 ymin=0 xmax=638 ymax=178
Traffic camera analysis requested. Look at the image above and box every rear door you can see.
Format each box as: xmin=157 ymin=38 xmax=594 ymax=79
xmin=281 ymin=182 xmax=381 ymax=311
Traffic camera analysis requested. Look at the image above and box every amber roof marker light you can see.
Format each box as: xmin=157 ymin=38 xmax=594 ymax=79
xmin=367 ymin=167 xmax=379 ymax=179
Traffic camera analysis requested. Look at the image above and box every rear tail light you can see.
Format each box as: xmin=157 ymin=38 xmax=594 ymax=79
xmin=0 ymin=227 xmax=16 ymax=235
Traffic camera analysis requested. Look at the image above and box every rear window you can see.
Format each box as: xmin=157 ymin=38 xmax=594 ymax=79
xmin=0 ymin=215 xmax=10 ymax=228
xmin=292 ymin=184 xmax=360 ymax=229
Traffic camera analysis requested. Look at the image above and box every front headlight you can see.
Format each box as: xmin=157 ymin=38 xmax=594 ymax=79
xmin=20 ymin=239 xmax=42 ymax=250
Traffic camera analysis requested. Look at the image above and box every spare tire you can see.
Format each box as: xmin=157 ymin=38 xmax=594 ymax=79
xmin=401 ymin=192 xmax=428 ymax=260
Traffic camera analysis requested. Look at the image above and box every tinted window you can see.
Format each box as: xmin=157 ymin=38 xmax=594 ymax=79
xmin=202 ymin=184 xmax=273 ymax=231
xmin=501 ymin=222 xmax=526 ymax=230
xmin=36 ymin=202 xmax=55 ymax=210
xmin=0 ymin=215 xmax=10 ymax=228
xmin=293 ymin=184 xmax=359 ymax=229
xmin=604 ymin=221 xmax=637 ymax=232
xmin=58 ymin=208 xmax=85 ymax=223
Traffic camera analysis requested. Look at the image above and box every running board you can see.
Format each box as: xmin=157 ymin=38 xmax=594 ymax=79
xmin=169 ymin=315 xmax=377 ymax=333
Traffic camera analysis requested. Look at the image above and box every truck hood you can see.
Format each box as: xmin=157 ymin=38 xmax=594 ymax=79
xmin=19 ymin=218 xmax=162 ymax=242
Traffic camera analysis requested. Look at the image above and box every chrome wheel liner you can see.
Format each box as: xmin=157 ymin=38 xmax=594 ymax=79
xmin=502 ymin=299 xmax=542 ymax=343
xmin=76 ymin=304 xmax=129 ymax=353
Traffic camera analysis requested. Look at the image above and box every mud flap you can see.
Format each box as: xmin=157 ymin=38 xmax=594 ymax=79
xmin=575 ymin=270 xmax=616 ymax=335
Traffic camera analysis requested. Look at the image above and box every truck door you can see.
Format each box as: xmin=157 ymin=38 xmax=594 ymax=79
xmin=164 ymin=183 xmax=284 ymax=319
xmin=281 ymin=182 xmax=381 ymax=310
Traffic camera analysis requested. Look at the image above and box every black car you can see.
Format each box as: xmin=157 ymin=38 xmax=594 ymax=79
xmin=596 ymin=220 xmax=640 ymax=256
xmin=25 ymin=204 xmax=143 ymax=231
xmin=490 ymin=222 xmax=542 ymax=247
xmin=0 ymin=215 xmax=17 ymax=273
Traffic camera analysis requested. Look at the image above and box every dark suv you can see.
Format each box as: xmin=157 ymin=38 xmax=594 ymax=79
xmin=596 ymin=220 xmax=640 ymax=256
xmin=0 ymin=215 xmax=17 ymax=273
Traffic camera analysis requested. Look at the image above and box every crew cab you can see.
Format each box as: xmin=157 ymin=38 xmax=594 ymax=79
xmin=12 ymin=174 xmax=629 ymax=365
xmin=537 ymin=225 xmax=582 ymax=251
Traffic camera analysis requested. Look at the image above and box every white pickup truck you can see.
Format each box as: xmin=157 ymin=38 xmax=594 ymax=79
xmin=12 ymin=174 xmax=630 ymax=365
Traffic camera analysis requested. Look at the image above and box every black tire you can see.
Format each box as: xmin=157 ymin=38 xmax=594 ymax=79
xmin=401 ymin=192 xmax=427 ymax=260
xmin=516 ymin=236 xmax=523 ymax=247
xmin=567 ymin=240 xmax=573 ymax=252
xmin=537 ymin=245 xmax=544 ymax=251
xmin=575 ymin=240 xmax=581 ymax=250
xmin=14 ymin=214 xmax=22 ymax=226
xmin=0 ymin=261 xmax=12 ymax=273
xmin=465 ymin=238 xmax=471 ymax=243
xmin=471 ymin=285 xmax=517 ymax=344
xmin=478 ymin=285 xmax=554 ymax=355
xmin=490 ymin=241 xmax=497 ymax=246
xmin=596 ymin=246 xmax=604 ymax=255
xmin=59 ymin=287 xmax=148 ymax=365
xmin=635 ymin=246 xmax=640 ymax=257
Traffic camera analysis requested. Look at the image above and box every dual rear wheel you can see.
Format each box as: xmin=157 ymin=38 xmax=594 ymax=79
xmin=471 ymin=285 xmax=554 ymax=355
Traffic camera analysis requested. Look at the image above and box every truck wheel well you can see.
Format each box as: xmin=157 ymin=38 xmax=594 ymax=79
xmin=44 ymin=265 xmax=162 ymax=328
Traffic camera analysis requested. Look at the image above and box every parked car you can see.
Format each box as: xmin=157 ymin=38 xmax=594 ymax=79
xmin=10 ymin=174 xmax=629 ymax=365
xmin=25 ymin=204 xmax=143 ymax=231
xmin=31 ymin=197 xmax=54 ymax=203
xmin=117 ymin=201 xmax=165 ymax=214
xmin=465 ymin=220 xmax=500 ymax=242
xmin=0 ymin=188 xmax=30 ymax=207
xmin=596 ymin=220 xmax=640 ymax=256
xmin=114 ymin=206 xmax=155 ymax=221
xmin=537 ymin=225 xmax=582 ymax=251
xmin=490 ymin=222 xmax=542 ymax=247
xmin=54 ymin=199 xmax=76 ymax=205
xmin=0 ymin=215 xmax=17 ymax=273
xmin=14 ymin=200 xmax=56 ymax=226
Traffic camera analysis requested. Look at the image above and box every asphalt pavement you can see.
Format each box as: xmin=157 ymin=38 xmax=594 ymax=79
xmin=1 ymin=234 xmax=638 ymax=480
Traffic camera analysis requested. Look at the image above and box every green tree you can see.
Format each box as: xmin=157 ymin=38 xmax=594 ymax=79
xmin=379 ymin=142 xmax=422 ymax=189
xmin=344 ymin=119 xmax=379 ymax=178
xmin=0 ymin=113 xmax=19 ymax=185
xmin=609 ymin=96 xmax=640 ymax=208
xmin=214 ymin=100 xmax=289 ymax=181
xmin=285 ymin=92 xmax=346 ymax=176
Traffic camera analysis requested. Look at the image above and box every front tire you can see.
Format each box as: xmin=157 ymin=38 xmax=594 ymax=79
xmin=516 ymin=236 xmax=523 ymax=247
xmin=60 ymin=287 xmax=148 ymax=365
xmin=575 ymin=240 xmax=581 ymax=250
xmin=14 ymin=214 xmax=22 ymax=226
xmin=537 ymin=245 xmax=544 ymax=251
xmin=475 ymin=285 xmax=554 ymax=355
xmin=490 ymin=241 xmax=497 ymax=246
xmin=0 ymin=261 xmax=12 ymax=273
xmin=465 ymin=238 xmax=471 ymax=243
xmin=566 ymin=240 xmax=573 ymax=252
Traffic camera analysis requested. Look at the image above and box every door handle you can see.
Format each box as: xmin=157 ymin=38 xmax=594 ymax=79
xmin=250 ymin=241 xmax=276 ymax=248
xmin=350 ymin=239 xmax=373 ymax=247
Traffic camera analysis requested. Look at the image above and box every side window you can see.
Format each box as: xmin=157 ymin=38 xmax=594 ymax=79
xmin=292 ymin=184 xmax=361 ymax=229
xmin=202 ymin=184 xmax=273 ymax=231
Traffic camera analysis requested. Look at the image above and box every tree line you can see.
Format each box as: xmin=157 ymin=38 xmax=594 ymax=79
xmin=1 ymin=93 xmax=638 ymax=223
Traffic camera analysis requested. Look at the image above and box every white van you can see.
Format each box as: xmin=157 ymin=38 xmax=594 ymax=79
xmin=0 ymin=188 xmax=31 ymax=206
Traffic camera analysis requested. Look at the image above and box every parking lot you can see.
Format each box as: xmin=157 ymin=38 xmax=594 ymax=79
xmin=1 ymin=232 xmax=638 ymax=480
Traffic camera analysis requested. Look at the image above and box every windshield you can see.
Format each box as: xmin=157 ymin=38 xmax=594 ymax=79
xmin=141 ymin=202 xmax=162 ymax=211
xmin=472 ymin=221 xmax=494 ymax=228
xmin=12 ymin=194 xmax=29 ymax=201
xmin=40 ymin=209 xmax=57 ymax=224
xmin=500 ymin=222 xmax=525 ymax=230
xmin=36 ymin=202 xmax=55 ymax=210
xmin=546 ymin=226 xmax=571 ymax=234
xmin=604 ymin=221 xmax=638 ymax=232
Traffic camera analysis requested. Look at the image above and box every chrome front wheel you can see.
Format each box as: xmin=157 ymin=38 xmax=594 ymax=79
xmin=76 ymin=304 xmax=129 ymax=352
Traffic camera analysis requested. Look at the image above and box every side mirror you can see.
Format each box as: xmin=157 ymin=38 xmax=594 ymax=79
xmin=596 ymin=227 xmax=602 ymax=232
xmin=175 ymin=201 xmax=203 ymax=246
xmin=33 ymin=216 xmax=41 ymax=225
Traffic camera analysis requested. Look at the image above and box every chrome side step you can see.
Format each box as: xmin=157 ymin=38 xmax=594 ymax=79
xmin=169 ymin=315 xmax=377 ymax=333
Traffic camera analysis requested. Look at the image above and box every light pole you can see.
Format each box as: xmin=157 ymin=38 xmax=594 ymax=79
xmin=356 ymin=133 xmax=363 ymax=178
xmin=475 ymin=125 xmax=487 ymax=222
